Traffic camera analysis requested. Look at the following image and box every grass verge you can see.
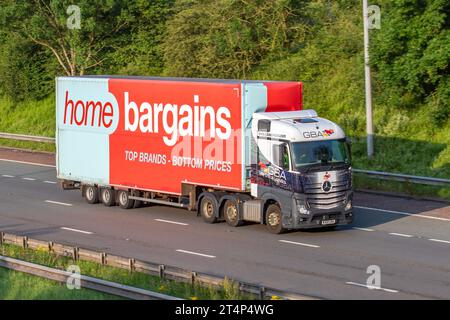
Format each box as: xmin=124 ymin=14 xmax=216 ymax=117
xmin=0 ymin=138 xmax=55 ymax=153
xmin=0 ymin=243 xmax=254 ymax=300
xmin=0 ymin=266 xmax=122 ymax=300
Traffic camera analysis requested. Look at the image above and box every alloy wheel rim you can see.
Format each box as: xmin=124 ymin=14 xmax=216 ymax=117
xmin=268 ymin=211 xmax=280 ymax=227
xmin=87 ymin=187 xmax=94 ymax=200
xmin=203 ymin=201 xmax=213 ymax=217
xmin=104 ymin=190 xmax=110 ymax=202
xmin=120 ymin=192 xmax=127 ymax=205
xmin=226 ymin=204 xmax=237 ymax=221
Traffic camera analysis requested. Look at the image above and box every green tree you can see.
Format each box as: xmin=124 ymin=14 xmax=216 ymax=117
xmin=0 ymin=0 xmax=169 ymax=76
xmin=163 ymin=0 xmax=309 ymax=78
xmin=371 ymin=0 xmax=449 ymax=111
xmin=0 ymin=32 xmax=56 ymax=100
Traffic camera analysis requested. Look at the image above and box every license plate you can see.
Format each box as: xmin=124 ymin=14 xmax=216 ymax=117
xmin=321 ymin=219 xmax=336 ymax=225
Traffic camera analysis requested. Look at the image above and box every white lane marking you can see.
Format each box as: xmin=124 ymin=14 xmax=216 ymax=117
xmin=43 ymin=181 xmax=57 ymax=184
xmin=155 ymin=219 xmax=189 ymax=226
xmin=389 ymin=232 xmax=413 ymax=238
xmin=279 ymin=239 xmax=320 ymax=248
xmin=429 ymin=238 xmax=450 ymax=244
xmin=0 ymin=158 xmax=55 ymax=168
xmin=176 ymin=249 xmax=216 ymax=258
xmin=22 ymin=177 xmax=36 ymax=181
xmin=45 ymin=200 xmax=72 ymax=207
xmin=1 ymin=174 xmax=15 ymax=178
xmin=355 ymin=205 xmax=450 ymax=222
xmin=61 ymin=227 xmax=93 ymax=235
xmin=353 ymin=227 xmax=375 ymax=232
xmin=346 ymin=282 xmax=399 ymax=293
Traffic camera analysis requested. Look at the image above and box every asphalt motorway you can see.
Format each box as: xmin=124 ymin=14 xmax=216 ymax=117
xmin=0 ymin=154 xmax=450 ymax=299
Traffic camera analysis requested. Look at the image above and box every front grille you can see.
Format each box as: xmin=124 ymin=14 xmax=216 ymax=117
xmin=303 ymin=171 xmax=350 ymax=209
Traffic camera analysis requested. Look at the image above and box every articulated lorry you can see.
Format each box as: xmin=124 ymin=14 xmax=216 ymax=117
xmin=56 ymin=76 xmax=353 ymax=233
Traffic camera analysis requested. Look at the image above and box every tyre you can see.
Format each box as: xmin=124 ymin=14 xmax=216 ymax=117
xmin=118 ymin=190 xmax=135 ymax=209
xmin=265 ymin=204 xmax=286 ymax=234
xmin=223 ymin=199 xmax=243 ymax=227
xmin=200 ymin=195 xmax=218 ymax=223
xmin=134 ymin=200 xmax=143 ymax=208
xmin=84 ymin=185 xmax=99 ymax=204
xmin=101 ymin=188 xmax=116 ymax=207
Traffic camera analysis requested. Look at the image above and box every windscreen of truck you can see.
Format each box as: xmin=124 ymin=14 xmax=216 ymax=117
xmin=291 ymin=138 xmax=351 ymax=171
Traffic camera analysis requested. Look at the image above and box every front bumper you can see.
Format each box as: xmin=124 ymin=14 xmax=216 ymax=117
xmin=287 ymin=208 xmax=354 ymax=229
xmin=284 ymin=193 xmax=354 ymax=229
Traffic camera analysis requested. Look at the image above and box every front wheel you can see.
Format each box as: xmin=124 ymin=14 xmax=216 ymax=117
xmin=118 ymin=190 xmax=135 ymax=209
xmin=265 ymin=204 xmax=286 ymax=234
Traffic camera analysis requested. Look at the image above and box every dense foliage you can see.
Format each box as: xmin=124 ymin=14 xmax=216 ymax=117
xmin=0 ymin=0 xmax=448 ymax=181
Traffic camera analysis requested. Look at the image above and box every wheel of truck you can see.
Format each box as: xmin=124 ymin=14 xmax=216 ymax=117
xmin=223 ymin=199 xmax=243 ymax=227
xmin=100 ymin=188 xmax=116 ymax=207
xmin=200 ymin=195 xmax=218 ymax=223
xmin=118 ymin=190 xmax=135 ymax=209
xmin=84 ymin=185 xmax=99 ymax=204
xmin=133 ymin=200 xmax=143 ymax=208
xmin=265 ymin=204 xmax=286 ymax=234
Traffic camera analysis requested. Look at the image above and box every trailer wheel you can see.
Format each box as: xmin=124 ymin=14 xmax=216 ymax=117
xmin=265 ymin=204 xmax=286 ymax=234
xmin=223 ymin=199 xmax=243 ymax=227
xmin=118 ymin=190 xmax=135 ymax=209
xmin=200 ymin=195 xmax=218 ymax=223
xmin=101 ymin=188 xmax=115 ymax=207
xmin=84 ymin=186 xmax=99 ymax=204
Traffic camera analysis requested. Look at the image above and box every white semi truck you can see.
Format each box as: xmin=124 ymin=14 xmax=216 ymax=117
xmin=57 ymin=76 xmax=353 ymax=233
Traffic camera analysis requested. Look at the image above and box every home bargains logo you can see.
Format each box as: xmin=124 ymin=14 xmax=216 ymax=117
xmin=62 ymin=86 xmax=233 ymax=146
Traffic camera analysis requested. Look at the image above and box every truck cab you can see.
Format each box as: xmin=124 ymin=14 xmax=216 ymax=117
xmin=249 ymin=109 xmax=353 ymax=233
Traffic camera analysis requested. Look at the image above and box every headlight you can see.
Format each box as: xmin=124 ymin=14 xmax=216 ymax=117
xmin=345 ymin=200 xmax=352 ymax=211
xmin=295 ymin=199 xmax=310 ymax=215
xmin=297 ymin=204 xmax=309 ymax=215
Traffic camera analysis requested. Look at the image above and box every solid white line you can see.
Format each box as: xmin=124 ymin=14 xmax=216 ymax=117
xmin=155 ymin=219 xmax=188 ymax=226
xmin=22 ymin=177 xmax=36 ymax=181
xmin=389 ymin=232 xmax=413 ymax=238
xmin=355 ymin=205 xmax=450 ymax=222
xmin=429 ymin=238 xmax=450 ymax=244
xmin=176 ymin=249 xmax=216 ymax=258
xmin=0 ymin=158 xmax=55 ymax=168
xmin=353 ymin=227 xmax=375 ymax=232
xmin=346 ymin=282 xmax=399 ymax=293
xmin=43 ymin=180 xmax=57 ymax=184
xmin=45 ymin=200 xmax=72 ymax=207
xmin=61 ymin=227 xmax=93 ymax=235
xmin=1 ymin=174 xmax=15 ymax=178
xmin=279 ymin=239 xmax=320 ymax=248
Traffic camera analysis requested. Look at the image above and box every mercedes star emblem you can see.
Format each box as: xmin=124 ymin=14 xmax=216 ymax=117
xmin=322 ymin=180 xmax=332 ymax=193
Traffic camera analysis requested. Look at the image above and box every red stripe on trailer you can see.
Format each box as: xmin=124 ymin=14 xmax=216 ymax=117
xmin=264 ymin=82 xmax=302 ymax=112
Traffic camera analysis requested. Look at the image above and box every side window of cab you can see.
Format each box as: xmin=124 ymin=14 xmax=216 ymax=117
xmin=273 ymin=142 xmax=290 ymax=171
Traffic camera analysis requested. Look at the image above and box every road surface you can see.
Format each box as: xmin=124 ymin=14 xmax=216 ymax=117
xmin=0 ymin=148 xmax=449 ymax=299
